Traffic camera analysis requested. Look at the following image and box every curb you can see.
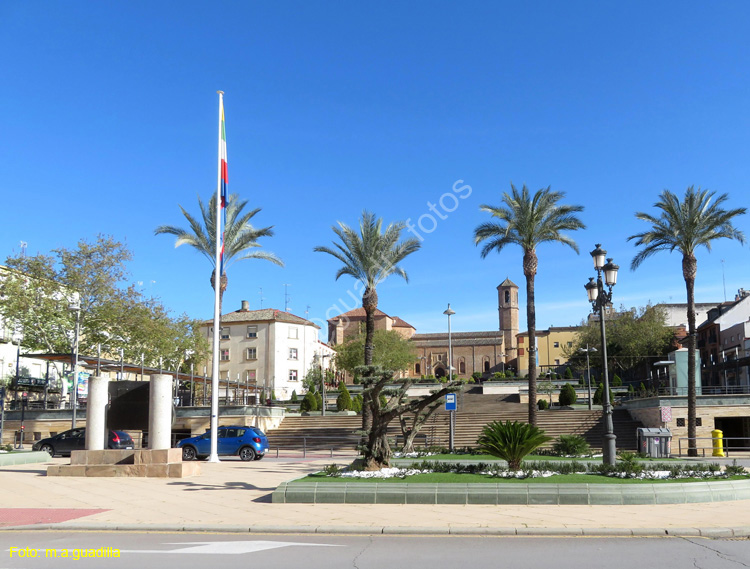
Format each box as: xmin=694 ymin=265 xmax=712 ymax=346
xmin=3 ymin=523 xmax=750 ymax=538
xmin=272 ymin=479 xmax=750 ymax=505
xmin=0 ymin=452 xmax=51 ymax=466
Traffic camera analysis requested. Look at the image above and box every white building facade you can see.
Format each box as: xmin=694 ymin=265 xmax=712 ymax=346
xmin=201 ymin=301 xmax=335 ymax=401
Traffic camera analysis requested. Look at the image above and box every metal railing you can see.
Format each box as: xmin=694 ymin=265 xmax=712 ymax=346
xmin=676 ymin=436 xmax=750 ymax=457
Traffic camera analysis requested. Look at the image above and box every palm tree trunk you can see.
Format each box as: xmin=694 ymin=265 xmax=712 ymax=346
xmin=524 ymin=249 xmax=538 ymax=426
xmin=683 ymin=254 xmax=698 ymax=457
xmin=361 ymin=287 xmax=379 ymax=437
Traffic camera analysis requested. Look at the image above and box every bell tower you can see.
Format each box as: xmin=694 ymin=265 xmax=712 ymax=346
xmin=497 ymin=278 xmax=519 ymax=366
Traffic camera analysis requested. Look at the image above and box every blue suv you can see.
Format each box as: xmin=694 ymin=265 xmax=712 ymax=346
xmin=177 ymin=425 xmax=269 ymax=461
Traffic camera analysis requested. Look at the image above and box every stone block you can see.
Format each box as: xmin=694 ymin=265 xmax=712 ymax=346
xmin=466 ymin=485 xmax=498 ymax=505
xmin=135 ymin=448 xmax=181 ymax=465
xmin=527 ymin=484 xmax=560 ymax=505
xmin=49 ymin=465 xmax=87 ymax=477
xmin=557 ymin=485 xmax=590 ymax=505
xmin=496 ymin=485 xmax=528 ymax=505
xmin=146 ymin=464 xmax=170 ymax=477
xmin=375 ymin=483 xmax=407 ymax=504
xmin=84 ymin=465 xmax=120 ymax=477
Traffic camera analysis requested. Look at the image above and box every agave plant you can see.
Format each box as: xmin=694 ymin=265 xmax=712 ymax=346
xmin=477 ymin=420 xmax=552 ymax=470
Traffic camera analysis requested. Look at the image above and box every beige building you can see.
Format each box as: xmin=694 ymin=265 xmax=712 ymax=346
xmin=201 ymin=301 xmax=334 ymax=401
xmin=517 ymin=326 xmax=580 ymax=376
xmin=327 ymin=308 xmax=416 ymax=345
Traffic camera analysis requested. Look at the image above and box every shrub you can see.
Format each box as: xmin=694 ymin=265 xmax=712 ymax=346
xmin=322 ymin=463 xmax=342 ymax=477
xmin=300 ymin=390 xmax=319 ymax=412
xmin=351 ymin=394 xmax=363 ymax=414
xmin=290 ymin=390 xmax=298 ymax=402
xmin=725 ymin=460 xmax=747 ymax=476
xmin=628 ymin=384 xmax=635 ymax=395
xmin=537 ymin=398 xmax=549 ymax=410
xmin=639 ymin=382 xmax=646 ymax=393
xmin=315 ymin=391 xmax=323 ymax=410
xmin=476 ymin=421 xmax=552 ymax=470
xmin=612 ymin=374 xmax=622 ymax=387
xmin=564 ymin=367 xmax=574 ymax=379
xmin=336 ymin=383 xmax=352 ymax=411
xmin=553 ymin=434 xmax=591 ymax=456
xmin=472 ymin=372 xmax=482 ymax=382
xmin=593 ymin=383 xmax=614 ymax=406
xmin=493 ymin=372 xmax=504 ymax=380
xmin=558 ymin=383 xmax=577 ymax=406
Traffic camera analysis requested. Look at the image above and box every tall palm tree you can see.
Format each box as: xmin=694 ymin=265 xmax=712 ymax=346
xmin=628 ymin=186 xmax=745 ymax=456
xmin=474 ymin=184 xmax=585 ymax=426
xmin=315 ymin=211 xmax=421 ymax=365
xmin=314 ymin=211 xmax=421 ymax=432
xmin=155 ymin=193 xmax=283 ymax=309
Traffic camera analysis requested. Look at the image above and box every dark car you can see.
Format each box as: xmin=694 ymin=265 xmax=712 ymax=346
xmin=33 ymin=428 xmax=135 ymax=456
xmin=176 ymin=425 xmax=269 ymax=461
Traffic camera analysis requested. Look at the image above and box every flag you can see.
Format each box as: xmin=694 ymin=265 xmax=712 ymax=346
xmin=218 ymin=93 xmax=228 ymax=274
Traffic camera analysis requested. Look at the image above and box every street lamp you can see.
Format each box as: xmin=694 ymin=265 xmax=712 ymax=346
xmin=584 ymin=244 xmax=619 ymax=465
xmin=443 ymin=303 xmax=456 ymax=451
xmin=579 ymin=345 xmax=597 ymax=411
xmin=12 ymin=330 xmax=24 ymax=448
xmin=68 ymin=292 xmax=82 ymax=430
xmin=318 ymin=353 xmax=331 ymax=416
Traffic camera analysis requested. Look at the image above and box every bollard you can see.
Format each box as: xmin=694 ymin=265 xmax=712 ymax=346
xmin=711 ymin=429 xmax=725 ymax=457
xmin=86 ymin=375 xmax=109 ymax=450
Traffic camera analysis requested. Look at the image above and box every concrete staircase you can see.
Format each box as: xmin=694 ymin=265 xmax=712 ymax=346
xmin=268 ymin=391 xmax=643 ymax=453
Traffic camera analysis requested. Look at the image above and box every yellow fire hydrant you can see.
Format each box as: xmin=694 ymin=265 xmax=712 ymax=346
xmin=712 ymin=429 xmax=725 ymax=457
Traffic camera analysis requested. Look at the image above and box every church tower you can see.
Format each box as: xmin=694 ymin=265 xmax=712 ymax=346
xmin=497 ymin=278 xmax=519 ymax=368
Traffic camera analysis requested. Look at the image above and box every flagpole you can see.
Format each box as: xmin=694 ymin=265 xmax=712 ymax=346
xmin=208 ymin=90 xmax=224 ymax=463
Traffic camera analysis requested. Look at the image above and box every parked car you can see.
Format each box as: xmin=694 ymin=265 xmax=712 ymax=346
xmin=176 ymin=425 xmax=269 ymax=461
xmin=33 ymin=428 xmax=135 ymax=456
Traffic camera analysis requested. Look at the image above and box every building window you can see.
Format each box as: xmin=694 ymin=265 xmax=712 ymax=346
xmin=289 ymin=370 xmax=298 ymax=382
xmin=518 ymin=336 xmax=525 ymax=345
xmin=415 ymin=363 xmax=421 ymax=374
xmin=246 ymin=370 xmax=256 ymax=382
xmin=220 ymin=349 xmax=230 ymax=361
xmin=220 ymin=327 xmax=230 ymax=340
xmin=483 ymin=360 xmax=490 ymax=373
xmin=246 ymin=348 xmax=257 ymax=360
xmin=676 ymin=418 xmax=685 ymax=427
xmin=553 ymin=342 xmax=559 ymax=348
xmin=554 ymin=359 xmax=560 ymax=365
xmin=289 ymin=348 xmax=298 ymax=360
xmin=459 ymin=359 xmax=466 ymax=375
xmin=567 ymin=342 xmax=573 ymax=348
xmin=505 ymin=290 xmax=510 ymax=303
xmin=289 ymin=326 xmax=299 ymax=339
xmin=696 ymin=418 xmax=702 ymax=426
xmin=247 ymin=325 xmax=257 ymax=338
xmin=518 ymin=348 xmax=525 ymax=356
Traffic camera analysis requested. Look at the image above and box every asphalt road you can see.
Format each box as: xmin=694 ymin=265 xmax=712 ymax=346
xmin=2 ymin=532 xmax=750 ymax=569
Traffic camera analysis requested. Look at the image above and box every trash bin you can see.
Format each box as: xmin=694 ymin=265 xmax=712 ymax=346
xmin=636 ymin=427 xmax=672 ymax=458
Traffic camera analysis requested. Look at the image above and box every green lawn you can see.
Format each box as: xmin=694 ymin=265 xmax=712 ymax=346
xmin=397 ymin=453 xmax=682 ymax=462
xmin=298 ymin=472 xmax=746 ymax=484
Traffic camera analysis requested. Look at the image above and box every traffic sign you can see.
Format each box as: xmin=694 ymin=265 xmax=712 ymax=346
xmin=445 ymin=393 xmax=457 ymax=411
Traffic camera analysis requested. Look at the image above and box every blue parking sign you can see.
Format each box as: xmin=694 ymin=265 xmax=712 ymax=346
xmin=445 ymin=393 xmax=457 ymax=411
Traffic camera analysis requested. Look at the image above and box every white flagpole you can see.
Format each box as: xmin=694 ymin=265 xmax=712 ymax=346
xmin=208 ymin=90 xmax=224 ymax=463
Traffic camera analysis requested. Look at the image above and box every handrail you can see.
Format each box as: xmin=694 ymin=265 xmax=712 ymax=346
xmin=676 ymin=436 xmax=750 ymax=457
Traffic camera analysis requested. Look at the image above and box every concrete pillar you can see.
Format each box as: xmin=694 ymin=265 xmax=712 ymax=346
xmin=149 ymin=374 xmax=173 ymax=449
xmin=85 ymin=375 xmax=109 ymax=450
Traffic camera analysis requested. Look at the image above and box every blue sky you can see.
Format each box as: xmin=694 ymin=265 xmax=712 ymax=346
xmin=1 ymin=2 xmax=749 ymax=335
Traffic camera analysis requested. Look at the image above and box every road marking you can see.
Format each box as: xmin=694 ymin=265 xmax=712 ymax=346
xmin=121 ymin=541 xmax=341 ymax=555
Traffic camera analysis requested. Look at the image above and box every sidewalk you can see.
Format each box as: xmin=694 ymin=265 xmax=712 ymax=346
xmin=1 ymin=455 xmax=750 ymax=538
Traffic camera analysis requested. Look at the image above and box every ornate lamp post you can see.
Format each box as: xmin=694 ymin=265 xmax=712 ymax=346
xmin=584 ymin=244 xmax=619 ymax=465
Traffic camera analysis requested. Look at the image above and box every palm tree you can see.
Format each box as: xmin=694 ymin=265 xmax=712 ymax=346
xmin=628 ymin=187 xmax=745 ymax=456
xmin=155 ymin=193 xmax=283 ymax=309
xmin=474 ymin=184 xmax=585 ymax=426
xmin=314 ymin=211 xmax=421 ymax=433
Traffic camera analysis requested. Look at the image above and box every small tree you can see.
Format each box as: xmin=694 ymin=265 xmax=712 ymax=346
xmin=593 ymin=382 xmax=615 ymax=406
xmin=558 ymin=383 xmax=577 ymax=406
xmin=336 ymin=383 xmax=352 ymax=411
xmin=315 ymin=391 xmax=323 ymax=410
xmin=612 ymin=374 xmax=622 ymax=387
xmin=564 ymin=367 xmax=574 ymax=380
xmin=300 ymin=390 xmax=319 ymax=412
xmin=352 ymin=394 xmax=363 ymax=414
xmin=472 ymin=371 xmax=482 ymax=382
xmin=290 ymin=390 xmax=298 ymax=402
xmin=537 ymin=399 xmax=549 ymax=410
xmin=476 ymin=421 xmax=552 ymax=470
